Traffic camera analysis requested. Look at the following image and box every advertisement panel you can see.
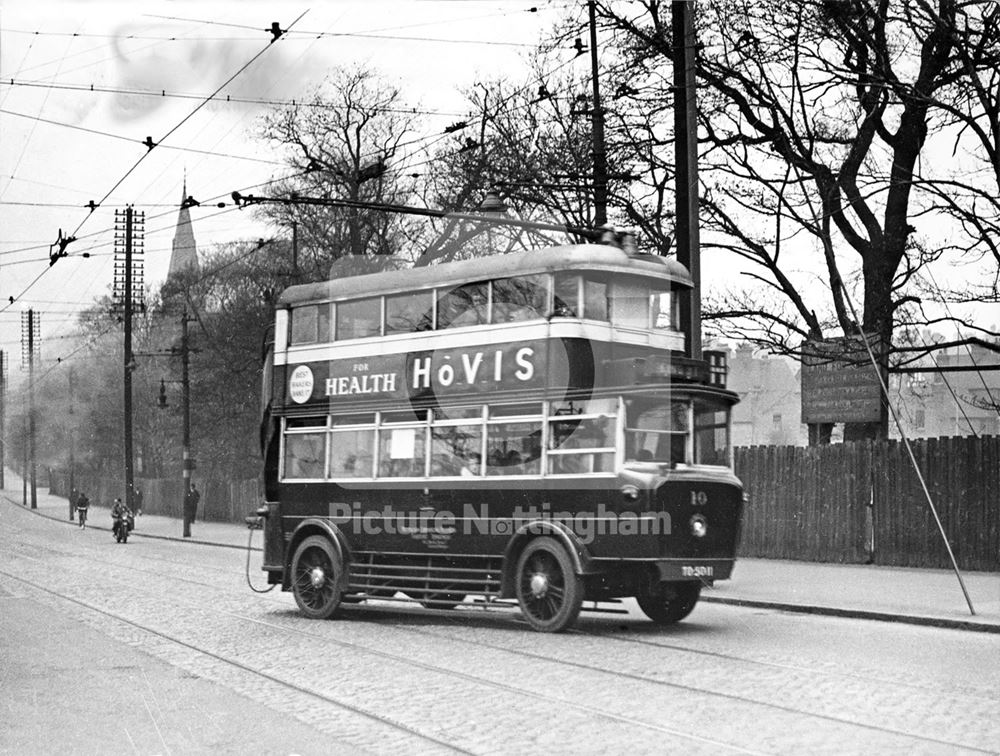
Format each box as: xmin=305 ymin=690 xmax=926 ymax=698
xmin=283 ymin=339 xmax=574 ymax=408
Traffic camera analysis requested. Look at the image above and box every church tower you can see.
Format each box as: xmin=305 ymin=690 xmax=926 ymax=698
xmin=168 ymin=176 xmax=200 ymax=277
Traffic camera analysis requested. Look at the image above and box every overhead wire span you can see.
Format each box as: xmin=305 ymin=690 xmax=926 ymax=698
xmin=135 ymin=7 xmax=543 ymax=46
xmin=0 ymin=79 xmax=467 ymax=119
xmin=0 ymin=108 xmax=286 ymax=165
xmin=0 ymin=13 xmax=308 ymax=312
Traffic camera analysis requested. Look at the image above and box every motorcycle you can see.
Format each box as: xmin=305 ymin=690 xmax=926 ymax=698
xmin=113 ymin=510 xmax=134 ymax=543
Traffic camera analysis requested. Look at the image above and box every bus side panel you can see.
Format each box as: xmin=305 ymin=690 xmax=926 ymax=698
xmin=272 ymin=480 xmax=661 ymax=561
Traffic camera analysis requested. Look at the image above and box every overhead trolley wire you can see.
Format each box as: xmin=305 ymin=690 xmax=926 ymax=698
xmin=0 ymin=108 xmax=286 ymax=166
xmin=0 ymin=11 xmax=309 ymax=315
xmin=0 ymin=79 xmax=467 ymax=119
xmin=137 ymin=7 xmax=544 ymax=46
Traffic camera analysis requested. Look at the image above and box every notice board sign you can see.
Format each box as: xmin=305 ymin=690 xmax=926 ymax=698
xmin=801 ymin=337 xmax=883 ymax=424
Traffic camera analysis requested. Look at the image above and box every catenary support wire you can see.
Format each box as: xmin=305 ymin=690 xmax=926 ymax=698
xmin=835 ymin=278 xmax=976 ymax=616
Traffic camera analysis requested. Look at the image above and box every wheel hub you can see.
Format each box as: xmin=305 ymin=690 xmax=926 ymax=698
xmin=309 ymin=566 xmax=326 ymax=588
xmin=529 ymin=572 xmax=548 ymax=597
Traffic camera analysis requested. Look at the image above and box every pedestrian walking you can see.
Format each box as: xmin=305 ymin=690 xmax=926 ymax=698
xmin=183 ymin=483 xmax=200 ymax=538
xmin=133 ymin=486 xmax=143 ymax=517
xmin=75 ymin=492 xmax=90 ymax=529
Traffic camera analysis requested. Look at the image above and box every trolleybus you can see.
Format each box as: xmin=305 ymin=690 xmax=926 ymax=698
xmin=253 ymin=239 xmax=743 ymax=631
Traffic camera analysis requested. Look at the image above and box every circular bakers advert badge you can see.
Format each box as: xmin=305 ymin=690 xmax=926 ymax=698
xmin=288 ymin=365 xmax=314 ymax=404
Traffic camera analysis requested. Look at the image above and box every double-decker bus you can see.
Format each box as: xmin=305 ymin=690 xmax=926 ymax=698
xmin=254 ymin=239 xmax=743 ymax=632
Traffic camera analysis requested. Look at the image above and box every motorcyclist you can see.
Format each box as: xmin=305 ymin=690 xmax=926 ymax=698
xmin=111 ymin=498 xmax=132 ymax=539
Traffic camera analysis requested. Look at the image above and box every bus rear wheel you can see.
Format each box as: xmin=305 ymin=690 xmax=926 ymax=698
xmin=515 ymin=537 xmax=583 ymax=633
xmin=291 ymin=536 xmax=342 ymax=619
xmin=636 ymin=581 xmax=701 ymax=625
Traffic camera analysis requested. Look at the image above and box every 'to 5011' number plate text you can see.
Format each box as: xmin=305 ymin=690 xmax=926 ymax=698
xmin=682 ymin=565 xmax=714 ymax=578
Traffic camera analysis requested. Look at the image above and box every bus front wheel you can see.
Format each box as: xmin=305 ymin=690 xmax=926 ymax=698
xmin=515 ymin=537 xmax=584 ymax=633
xmin=636 ymin=581 xmax=701 ymax=625
xmin=291 ymin=536 xmax=343 ymax=619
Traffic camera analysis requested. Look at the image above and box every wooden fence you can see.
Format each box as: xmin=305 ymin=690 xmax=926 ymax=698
xmin=50 ymin=472 xmax=263 ymax=525
xmin=49 ymin=435 xmax=999 ymax=571
xmin=736 ymin=436 xmax=999 ymax=571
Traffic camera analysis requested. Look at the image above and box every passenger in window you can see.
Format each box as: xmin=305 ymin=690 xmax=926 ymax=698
xmin=552 ymin=454 xmax=587 ymax=474
xmin=460 ymin=454 xmax=481 ymax=477
xmin=551 ymin=299 xmax=575 ymax=318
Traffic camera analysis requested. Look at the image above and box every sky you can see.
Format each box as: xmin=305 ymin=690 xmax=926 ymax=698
xmin=1 ymin=0 xmax=996 ymax=384
xmin=0 ymin=0 xmax=573 ymax=366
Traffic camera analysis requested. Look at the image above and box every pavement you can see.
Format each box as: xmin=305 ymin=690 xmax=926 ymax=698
xmin=5 ymin=476 xmax=999 ymax=634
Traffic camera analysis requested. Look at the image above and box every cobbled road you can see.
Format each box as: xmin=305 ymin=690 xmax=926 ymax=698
xmin=2 ymin=501 xmax=998 ymax=755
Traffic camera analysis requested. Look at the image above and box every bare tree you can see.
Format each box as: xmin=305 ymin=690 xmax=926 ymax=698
xmin=256 ymin=65 xmax=422 ymax=277
xmin=585 ymin=0 xmax=1000 ymax=439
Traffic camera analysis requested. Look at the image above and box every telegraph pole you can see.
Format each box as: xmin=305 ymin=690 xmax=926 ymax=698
xmin=22 ymin=310 xmax=38 ymax=508
xmin=115 ymin=207 xmax=144 ymax=511
xmin=672 ymin=0 xmax=702 ymax=360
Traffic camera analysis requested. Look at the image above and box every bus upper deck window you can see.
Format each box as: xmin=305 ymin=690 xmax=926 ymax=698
xmin=386 ymin=291 xmax=433 ymax=334
xmin=336 ymin=298 xmax=381 ymax=340
xmin=610 ymin=282 xmax=649 ymax=328
xmin=552 ymin=273 xmax=579 ymax=317
xmin=290 ymin=305 xmax=319 ymax=345
xmin=437 ymin=282 xmax=489 ymax=329
xmin=583 ymin=277 xmax=608 ymax=321
xmin=492 ymin=275 xmax=548 ymax=323
xmin=553 ymin=273 xmax=608 ymax=320
xmin=651 ymin=290 xmax=677 ymax=330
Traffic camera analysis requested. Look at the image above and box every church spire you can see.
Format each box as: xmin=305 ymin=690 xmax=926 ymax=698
xmin=168 ymin=174 xmax=199 ymax=277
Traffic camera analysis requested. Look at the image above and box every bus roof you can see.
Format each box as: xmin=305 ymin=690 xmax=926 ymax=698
xmin=277 ymin=243 xmax=693 ymax=306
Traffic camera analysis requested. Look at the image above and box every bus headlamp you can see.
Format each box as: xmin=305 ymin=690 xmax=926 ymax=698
xmin=690 ymin=514 xmax=708 ymax=538
xmin=621 ymin=484 xmax=640 ymax=502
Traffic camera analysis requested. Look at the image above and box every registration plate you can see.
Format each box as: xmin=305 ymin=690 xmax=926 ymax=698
xmin=681 ymin=565 xmax=714 ymax=578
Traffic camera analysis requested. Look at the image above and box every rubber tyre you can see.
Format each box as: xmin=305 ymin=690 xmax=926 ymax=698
xmin=636 ymin=581 xmax=701 ymax=625
xmin=291 ymin=535 xmax=343 ymax=619
xmin=515 ymin=537 xmax=584 ymax=633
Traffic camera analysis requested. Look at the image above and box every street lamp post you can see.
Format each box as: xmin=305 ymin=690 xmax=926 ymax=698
xmin=155 ymin=309 xmax=195 ymax=536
